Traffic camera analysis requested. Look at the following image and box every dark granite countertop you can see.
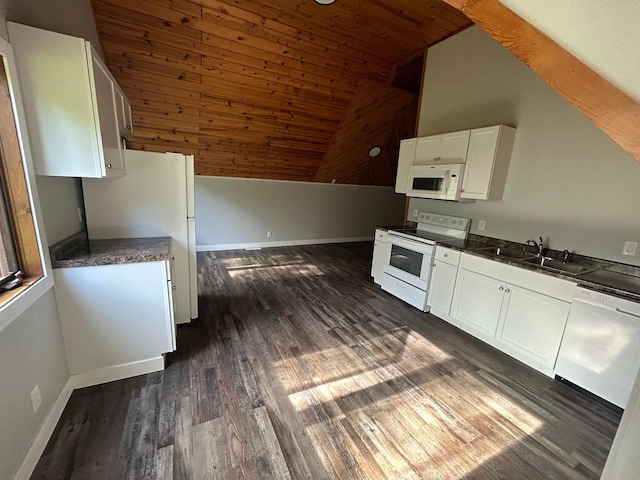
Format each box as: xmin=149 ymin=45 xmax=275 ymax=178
xmin=436 ymin=234 xmax=640 ymax=302
xmin=51 ymin=236 xmax=172 ymax=269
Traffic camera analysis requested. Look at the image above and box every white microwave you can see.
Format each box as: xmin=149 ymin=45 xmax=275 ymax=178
xmin=406 ymin=164 xmax=472 ymax=202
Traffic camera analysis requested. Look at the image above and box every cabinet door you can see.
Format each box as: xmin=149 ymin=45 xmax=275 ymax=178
xmin=438 ymin=130 xmax=470 ymax=163
xmin=54 ymin=261 xmax=175 ymax=375
xmin=427 ymin=260 xmax=458 ymax=314
xmin=414 ymin=135 xmax=441 ymax=165
xmin=91 ymin=52 xmax=124 ymax=177
xmin=461 ymin=126 xmax=499 ymax=200
xmin=114 ymin=84 xmax=134 ymax=140
xmin=164 ymin=259 xmax=177 ymax=351
xmin=451 ymin=268 xmax=505 ymax=337
xmin=8 ymin=22 xmax=103 ymax=177
xmin=496 ymin=285 xmax=570 ymax=369
xmin=395 ymin=138 xmax=416 ymax=193
xmin=371 ymin=240 xmax=386 ymax=284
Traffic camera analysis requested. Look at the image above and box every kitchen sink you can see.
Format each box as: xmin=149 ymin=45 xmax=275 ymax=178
xmin=518 ymin=256 xmax=598 ymax=276
xmin=473 ymin=246 xmax=533 ymax=259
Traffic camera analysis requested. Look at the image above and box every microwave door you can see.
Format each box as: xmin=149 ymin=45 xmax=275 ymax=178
xmin=412 ymin=174 xmax=445 ymax=193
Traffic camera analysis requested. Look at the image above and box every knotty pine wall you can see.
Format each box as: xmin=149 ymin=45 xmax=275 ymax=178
xmin=90 ymin=0 xmax=471 ymax=184
xmin=313 ymin=79 xmax=418 ymax=185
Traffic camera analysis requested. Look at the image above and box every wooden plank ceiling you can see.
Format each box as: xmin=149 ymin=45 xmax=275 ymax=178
xmin=90 ymin=0 xmax=471 ymax=184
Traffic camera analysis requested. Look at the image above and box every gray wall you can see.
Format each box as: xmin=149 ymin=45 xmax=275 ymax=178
xmin=0 ymin=0 xmax=101 ymax=477
xmin=409 ymin=26 xmax=640 ymax=266
xmin=195 ymin=176 xmax=406 ymax=249
xmin=0 ymin=290 xmax=69 ymax=480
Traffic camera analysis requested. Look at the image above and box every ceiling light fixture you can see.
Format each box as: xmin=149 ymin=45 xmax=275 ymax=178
xmin=314 ymin=0 xmax=336 ymax=5
xmin=368 ymin=146 xmax=382 ymax=157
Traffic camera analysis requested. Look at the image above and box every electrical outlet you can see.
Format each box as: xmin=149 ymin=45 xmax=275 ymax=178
xmin=478 ymin=220 xmax=486 ymax=231
xmin=623 ymin=241 xmax=638 ymax=256
xmin=412 ymin=208 xmax=419 ymax=218
xmin=266 ymin=231 xmax=272 ymax=238
xmin=31 ymin=385 xmax=42 ymax=413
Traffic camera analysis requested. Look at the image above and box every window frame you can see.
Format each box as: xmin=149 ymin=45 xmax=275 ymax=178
xmin=0 ymin=35 xmax=53 ymax=331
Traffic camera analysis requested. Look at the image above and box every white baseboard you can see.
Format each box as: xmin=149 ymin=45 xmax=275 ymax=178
xmin=67 ymin=357 xmax=165 ymax=389
xmin=13 ymin=379 xmax=74 ymax=480
xmin=197 ymin=236 xmax=373 ymax=252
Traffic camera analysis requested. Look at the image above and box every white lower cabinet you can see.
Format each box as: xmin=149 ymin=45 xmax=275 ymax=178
xmin=495 ymin=285 xmax=571 ymax=371
xmin=442 ymin=252 xmax=575 ymax=377
xmin=371 ymin=229 xmax=388 ymax=285
xmin=450 ymin=268 xmax=505 ymax=338
xmin=427 ymin=246 xmax=461 ymax=315
xmin=54 ymin=260 xmax=176 ymax=385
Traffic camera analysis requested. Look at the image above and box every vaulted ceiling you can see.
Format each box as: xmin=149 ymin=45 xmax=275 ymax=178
xmin=90 ymin=0 xmax=472 ymax=183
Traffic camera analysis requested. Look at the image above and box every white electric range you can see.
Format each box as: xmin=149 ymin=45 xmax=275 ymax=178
xmin=381 ymin=213 xmax=470 ymax=311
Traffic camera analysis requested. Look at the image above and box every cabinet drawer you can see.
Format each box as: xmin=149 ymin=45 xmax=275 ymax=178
xmin=375 ymin=229 xmax=388 ymax=242
xmin=435 ymin=247 xmax=460 ymax=265
xmin=381 ymin=273 xmax=427 ymax=311
xmin=459 ymin=253 xmax=576 ymax=301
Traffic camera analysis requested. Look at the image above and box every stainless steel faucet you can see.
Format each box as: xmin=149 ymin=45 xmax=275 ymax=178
xmin=526 ymin=236 xmax=544 ymax=257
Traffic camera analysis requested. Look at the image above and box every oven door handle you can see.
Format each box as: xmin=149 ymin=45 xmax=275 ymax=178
xmin=387 ymin=234 xmax=434 ymax=253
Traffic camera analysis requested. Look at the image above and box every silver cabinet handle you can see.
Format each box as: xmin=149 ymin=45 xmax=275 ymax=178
xmin=444 ymin=253 xmax=448 ymax=257
xmin=172 ymin=285 xmax=176 ymax=290
xmin=505 ymin=288 xmax=511 ymax=294
xmin=499 ymin=286 xmax=504 ymax=291
xmin=106 ymin=163 xmax=112 ymax=169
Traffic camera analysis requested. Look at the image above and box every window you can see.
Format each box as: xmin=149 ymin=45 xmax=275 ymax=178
xmin=0 ymin=51 xmax=43 ymax=304
xmin=0 ymin=178 xmax=20 ymax=283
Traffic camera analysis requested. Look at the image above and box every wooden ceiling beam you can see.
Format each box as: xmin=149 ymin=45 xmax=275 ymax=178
xmin=442 ymin=0 xmax=640 ymax=163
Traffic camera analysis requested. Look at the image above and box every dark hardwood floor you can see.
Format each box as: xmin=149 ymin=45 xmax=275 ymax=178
xmin=32 ymin=242 xmax=622 ymax=479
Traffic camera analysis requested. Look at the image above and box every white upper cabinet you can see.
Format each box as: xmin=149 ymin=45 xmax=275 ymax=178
xmin=8 ymin=22 xmax=124 ymax=178
xmin=91 ymin=55 xmax=124 ymax=175
xmin=114 ymin=83 xmax=134 ymax=140
xmin=395 ymin=138 xmax=416 ymax=193
xmin=461 ymin=125 xmax=516 ymax=201
xmin=396 ymin=125 xmax=516 ymax=201
xmin=415 ymin=130 xmax=470 ymax=165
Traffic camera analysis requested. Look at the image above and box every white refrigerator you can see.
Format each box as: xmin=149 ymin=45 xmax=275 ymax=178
xmin=82 ymin=149 xmax=197 ymax=324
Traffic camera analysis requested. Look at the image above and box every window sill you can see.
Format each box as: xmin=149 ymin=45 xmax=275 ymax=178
xmin=0 ymin=274 xmax=53 ymax=333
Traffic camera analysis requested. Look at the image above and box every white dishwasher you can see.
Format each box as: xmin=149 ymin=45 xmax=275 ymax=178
xmin=555 ymin=287 xmax=640 ymax=408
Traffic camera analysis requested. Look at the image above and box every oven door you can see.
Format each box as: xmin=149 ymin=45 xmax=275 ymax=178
xmin=383 ymin=234 xmax=434 ymax=290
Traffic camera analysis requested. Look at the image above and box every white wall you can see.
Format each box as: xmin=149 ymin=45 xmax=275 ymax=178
xmin=0 ymin=1 xmax=102 ymax=477
xmin=195 ymin=176 xmax=406 ymax=250
xmin=499 ymin=0 xmax=640 ymax=103
xmin=410 ymin=26 xmax=640 ymax=266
